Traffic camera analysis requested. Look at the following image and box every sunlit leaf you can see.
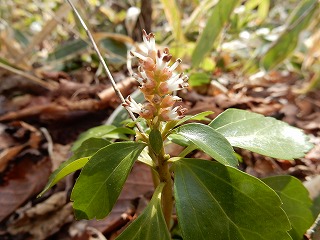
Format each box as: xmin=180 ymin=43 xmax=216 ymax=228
xmin=175 ymin=123 xmax=238 ymax=166
xmin=116 ymin=183 xmax=170 ymax=240
xmin=263 ymin=176 xmax=314 ymax=240
xmin=174 ymin=158 xmax=292 ymax=240
xmin=209 ymin=108 xmax=313 ymax=159
xmin=71 ymin=142 xmax=146 ymax=219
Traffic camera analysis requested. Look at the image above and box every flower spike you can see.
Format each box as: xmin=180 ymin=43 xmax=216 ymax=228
xmin=128 ymin=30 xmax=188 ymax=122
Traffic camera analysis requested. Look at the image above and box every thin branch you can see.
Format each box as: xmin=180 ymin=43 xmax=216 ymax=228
xmin=66 ymin=0 xmax=144 ymax=133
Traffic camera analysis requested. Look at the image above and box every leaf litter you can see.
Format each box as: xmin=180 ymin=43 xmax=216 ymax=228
xmin=0 ymin=1 xmax=320 ymax=239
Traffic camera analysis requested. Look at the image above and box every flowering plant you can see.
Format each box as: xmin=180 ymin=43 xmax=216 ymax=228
xmin=40 ymin=31 xmax=314 ymax=239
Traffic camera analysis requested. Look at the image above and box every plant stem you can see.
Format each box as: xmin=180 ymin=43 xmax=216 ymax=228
xmin=157 ymin=149 xmax=174 ymax=228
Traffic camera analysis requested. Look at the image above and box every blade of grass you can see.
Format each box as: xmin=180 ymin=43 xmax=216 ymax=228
xmin=191 ymin=0 xmax=240 ymax=67
xmin=160 ymin=0 xmax=185 ymax=43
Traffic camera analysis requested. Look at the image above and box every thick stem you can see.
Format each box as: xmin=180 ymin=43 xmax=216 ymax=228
xmin=157 ymin=151 xmax=173 ymax=228
xmin=148 ymin=139 xmax=173 ymax=228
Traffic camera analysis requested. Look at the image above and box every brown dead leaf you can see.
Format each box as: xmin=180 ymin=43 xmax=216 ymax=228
xmin=0 ymin=144 xmax=26 ymax=172
xmin=296 ymin=112 xmax=320 ymax=130
xmin=6 ymin=192 xmax=72 ymax=240
xmin=0 ymin=157 xmax=52 ymax=222
xmin=0 ymin=121 xmax=42 ymax=172
xmin=8 ymin=203 xmax=73 ymax=240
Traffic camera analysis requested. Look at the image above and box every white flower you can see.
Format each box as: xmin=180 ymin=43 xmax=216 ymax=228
xmin=166 ymin=73 xmax=189 ymax=92
xmin=142 ymin=29 xmax=156 ymax=51
xmin=123 ymin=96 xmax=142 ymax=114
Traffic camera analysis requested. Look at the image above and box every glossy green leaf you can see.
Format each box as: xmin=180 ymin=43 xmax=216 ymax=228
xmin=39 ymin=138 xmax=111 ymax=197
xmin=210 ymin=108 xmax=313 ymax=160
xmin=261 ymin=0 xmax=318 ymax=70
xmin=72 ymin=125 xmax=116 ymax=151
xmin=263 ymin=176 xmax=314 ymax=240
xmin=191 ymin=0 xmax=240 ymax=67
xmin=116 ymin=183 xmax=170 ymax=240
xmin=40 ymin=138 xmax=110 ymax=196
xmin=175 ymin=123 xmax=238 ymax=166
xmin=174 ymin=158 xmax=292 ymax=240
xmin=149 ymin=129 xmax=163 ymax=155
xmin=71 ymin=142 xmax=146 ymax=219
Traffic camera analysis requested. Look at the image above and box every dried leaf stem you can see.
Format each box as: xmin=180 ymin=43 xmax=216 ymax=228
xmin=66 ymin=0 xmax=144 ymax=133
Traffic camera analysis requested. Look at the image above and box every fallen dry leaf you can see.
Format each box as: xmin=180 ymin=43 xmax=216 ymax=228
xmin=6 ymin=192 xmax=72 ymax=240
xmin=0 ymin=157 xmax=51 ymax=222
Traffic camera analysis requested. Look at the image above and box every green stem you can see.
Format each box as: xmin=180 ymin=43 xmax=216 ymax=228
xmin=148 ymin=136 xmax=173 ymax=229
xmin=157 ymin=151 xmax=173 ymax=228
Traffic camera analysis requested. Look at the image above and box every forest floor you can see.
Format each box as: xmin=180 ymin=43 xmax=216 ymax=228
xmin=0 ymin=67 xmax=319 ymax=239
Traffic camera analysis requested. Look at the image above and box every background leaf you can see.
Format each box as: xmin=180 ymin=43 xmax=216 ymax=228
xmin=209 ymin=108 xmax=313 ymax=159
xmin=39 ymin=138 xmax=111 ymax=196
xmin=263 ymin=176 xmax=314 ymax=240
xmin=116 ymin=183 xmax=170 ymax=240
xmin=175 ymin=123 xmax=238 ymax=166
xmin=71 ymin=125 xmax=130 ymax=151
xmin=47 ymin=39 xmax=88 ymax=61
xmin=71 ymin=142 xmax=146 ymax=219
xmin=159 ymin=0 xmax=184 ymax=43
xmin=191 ymin=0 xmax=240 ymax=67
xmin=261 ymin=0 xmax=318 ymax=70
xmin=174 ymin=158 xmax=292 ymax=240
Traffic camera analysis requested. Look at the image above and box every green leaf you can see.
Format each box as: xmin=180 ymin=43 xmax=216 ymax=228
xmin=149 ymin=129 xmax=163 ymax=155
xmin=71 ymin=142 xmax=146 ymax=219
xmin=166 ymin=111 xmax=213 ymax=131
xmin=39 ymin=138 xmax=111 ymax=197
xmin=40 ymin=138 xmax=110 ymax=195
xmin=175 ymin=123 xmax=238 ymax=166
xmin=173 ymin=158 xmax=292 ymax=240
xmin=72 ymin=125 xmax=122 ymax=151
xmin=191 ymin=0 xmax=240 ymax=67
xmin=263 ymin=176 xmax=314 ymax=240
xmin=209 ymin=108 xmax=313 ymax=159
xmin=100 ymin=38 xmax=127 ymax=59
xmin=116 ymin=183 xmax=170 ymax=240
xmin=48 ymin=39 xmax=88 ymax=61
xmin=261 ymin=0 xmax=318 ymax=70
xmin=189 ymin=72 xmax=211 ymax=87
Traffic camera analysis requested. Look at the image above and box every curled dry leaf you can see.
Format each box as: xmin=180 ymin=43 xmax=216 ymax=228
xmin=0 ymin=121 xmax=42 ymax=172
